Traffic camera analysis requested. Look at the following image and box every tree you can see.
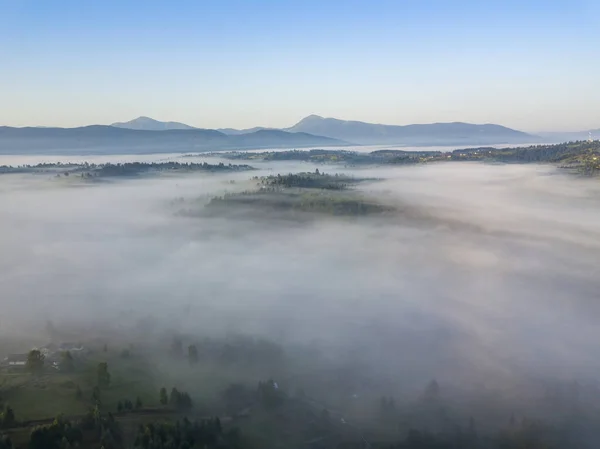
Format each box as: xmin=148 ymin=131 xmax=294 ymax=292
xmin=257 ymin=379 xmax=283 ymax=409
xmin=29 ymin=415 xmax=84 ymax=449
xmin=100 ymin=428 xmax=116 ymax=449
xmin=92 ymin=386 xmax=101 ymax=405
xmin=320 ymin=408 xmax=331 ymax=427
xmin=0 ymin=405 xmax=16 ymax=428
xmin=171 ymin=337 xmax=183 ymax=357
xmin=117 ymin=402 xmax=123 ymax=413
xmin=59 ymin=436 xmax=71 ymax=449
xmin=380 ymin=396 xmax=396 ymax=416
xmin=2 ymin=406 xmax=15 ymax=428
xmin=169 ymin=388 xmax=193 ymax=410
xmin=97 ymin=363 xmax=111 ymax=388
xmin=75 ymin=385 xmax=83 ymax=400
xmin=170 ymin=387 xmax=180 ymax=405
xmin=159 ymin=387 xmax=168 ymax=405
xmin=188 ymin=344 xmax=198 ymax=365
xmin=135 ymin=397 xmax=142 ymax=409
xmin=26 ymin=349 xmax=45 ymax=374
xmin=0 ymin=435 xmax=12 ymax=449
xmin=424 ymin=379 xmax=440 ymax=401
xmin=45 ymin=320 xmax=56 ymax=339
xmin=468 ymin=416 xmax=477 ymax=436
xmin=178 ymin=393 xmax=192 ymax=410
xmin=61 ymin=351 xmax=74 ymax=372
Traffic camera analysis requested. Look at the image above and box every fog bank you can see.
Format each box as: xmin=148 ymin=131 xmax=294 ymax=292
xmin=1 ymin=160 xmax=599 ymax=393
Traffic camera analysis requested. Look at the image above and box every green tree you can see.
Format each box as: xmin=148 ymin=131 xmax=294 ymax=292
xmin=188 ymin=344 xmax=198 ymax=365
xmin=117 ymin=402 xmax=123 ymax=413
xmin=0 ymin=405 xmax=15 ymax=428
xmin=171 ymin=337 xmax=183 ymax=357
xmin=170 ymin=387 xmax=180 ymax=405
xmin=29 ymin=415 xmax=84 ymax=449
xmin=135 ymin=397 xmax=142 ymax=409
xmin=424 ymin=379 xmax=440 ymax=402
xmin=61 ymin=351 xmax=74 ymax=372
xmin=2 ymin=406 xmax=15 ymax=428
xmin=169 ymin=388 xmax=193 ymax=410
xmin=59 ymin=436 xmax=71 ymax=449
xmin=0 ymin=435 xmax=12 ymax=449
xmin=75 ymin=385 xmax=83 ymax=400
xmin=92 ymin=386 xmax=101 ymax=405
xmin=100 ymin=428 xmax=116 ymax=449
xmin=26 ymin=349 xmax=45 ymax=374
xmin=97 ymin=362 xmax=111 ymax=388
xmin=159 ymin=387 xmax=168 ymax=405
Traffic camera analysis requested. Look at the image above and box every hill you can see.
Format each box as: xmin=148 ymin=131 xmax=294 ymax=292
xmin=217 ymin=126 xmax=272 ymax=135
xmin=284 ymin=115 xmax=538 ymax=145
xmin=538 ymin=128 xmax=600 ymax=143
xmin=111 ymin=116 xmax=197 ymax=130
xmin=0 ymin=126 xmax=345 ymax=155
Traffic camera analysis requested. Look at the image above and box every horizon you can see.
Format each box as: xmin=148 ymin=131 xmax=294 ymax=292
xmin=1 ymin=0 xmax=599 ymax=132
xmin=2 ymin=114 xmax=598 ymax=135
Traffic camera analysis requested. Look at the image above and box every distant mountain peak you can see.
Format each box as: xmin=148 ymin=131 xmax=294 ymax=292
xmin=111 ymin=116 xmax=196 ymax=131
xmin=295 ymin=114 xmax=325 ymax=125
xmin=286 ymin=115 xmax=536 ymax=145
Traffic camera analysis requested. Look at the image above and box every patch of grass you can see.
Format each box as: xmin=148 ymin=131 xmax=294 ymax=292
xmin=0 ymin=352 xmax=160 ymax=420
xmin=1 ymin=373 xmax=89 ymax=420
xmin=78 ymin=352 xmax=160 ymax=413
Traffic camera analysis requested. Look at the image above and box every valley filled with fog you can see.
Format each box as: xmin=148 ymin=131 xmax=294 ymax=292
xmin=1 ymin=152 xmax=600 ymax=447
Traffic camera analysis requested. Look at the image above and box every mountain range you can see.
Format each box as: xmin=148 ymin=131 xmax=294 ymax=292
xmin=0 ymin=126 xmax=343 ymax=155
xmin=112 ymin=115 xmax=538 ymax=146
xmin=112 ymin=116 xmax=196 ymax=131
xmin=2 ymin=115 xmax=591 ymax=155
xmin=283 ymin=115 xmax=537 ymax=145
xmin=537 ymin=129 xmax=600 ymax=143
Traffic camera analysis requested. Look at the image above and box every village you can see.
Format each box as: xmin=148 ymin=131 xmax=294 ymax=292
xmin=0 ymin=342 xmax=88 ymax=372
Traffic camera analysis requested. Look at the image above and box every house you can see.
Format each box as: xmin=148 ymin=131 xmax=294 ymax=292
xmin=3 ymin=354 xmax=28 ymax=367
xmin=59 ymin=342 xmax=85 ymax=352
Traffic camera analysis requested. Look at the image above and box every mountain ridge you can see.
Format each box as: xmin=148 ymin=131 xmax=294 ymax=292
xmin=283 ymin=115 xmax=538 ymax=145
xmin=111 ymin=116 xmax=197 ymax=131
xmin=109 ymin=115 xmax=539 ymax=146
xmin=0 ymin=125 xmax=345 ymax=155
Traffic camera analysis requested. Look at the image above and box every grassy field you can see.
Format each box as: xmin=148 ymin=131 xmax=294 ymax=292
xmin=0 ymin=373 xmax=88 ymax=420
xmin=0 ymin=348 xmax=160 ymax=421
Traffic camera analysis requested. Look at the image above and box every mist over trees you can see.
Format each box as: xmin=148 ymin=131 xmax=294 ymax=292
xmin=0 ymin=148 xmax=599 ymax=448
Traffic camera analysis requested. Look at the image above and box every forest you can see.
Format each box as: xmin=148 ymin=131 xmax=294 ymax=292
xmin=197 ymin=172 xmax=394 ymax=220
xmin=0 ymin=161 xmax=254 ymax=178
xmin=214 ymin=140 xmax=600 ymax=176
xmin=1 ymin=333 xmax=589 ymax=449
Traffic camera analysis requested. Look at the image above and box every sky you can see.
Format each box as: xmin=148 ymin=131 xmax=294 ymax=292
xmin=1 ymin=0 xmax=599 ymax=132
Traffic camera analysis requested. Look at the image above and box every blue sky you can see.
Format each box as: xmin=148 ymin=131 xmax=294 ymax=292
xmin=1 ymin=0 xmax=598 ymax=131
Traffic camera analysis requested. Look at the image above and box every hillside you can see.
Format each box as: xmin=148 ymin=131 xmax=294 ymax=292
xmin=111 ymin=116 xmax=197 ymax=131
xmin=0 ymin=126 xmax=345 ymax=155
xmin=114 ymin=115 xmax=539 ymax=146
xmin=217 ymin=126 xmax=271 ymax=135
xmin=285 ymin=115 xmax=538 ymax=145
xmin=538 ymin=129 xmax=600 ymax=143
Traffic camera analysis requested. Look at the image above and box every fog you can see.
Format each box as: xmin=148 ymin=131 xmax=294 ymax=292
xmin=1 ymin=157 xmax=599 ymax=415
